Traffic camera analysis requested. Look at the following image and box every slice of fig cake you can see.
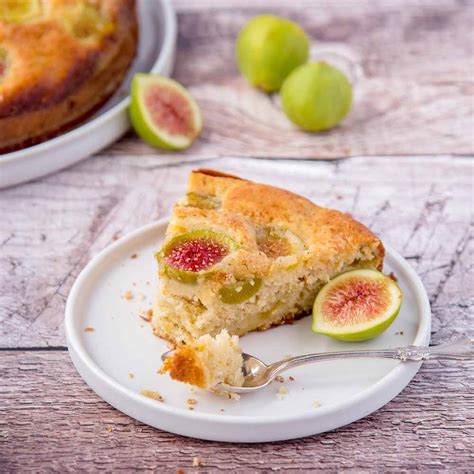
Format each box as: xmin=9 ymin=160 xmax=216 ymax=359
xmin=152 ymin=169 xmax=384 ymax=346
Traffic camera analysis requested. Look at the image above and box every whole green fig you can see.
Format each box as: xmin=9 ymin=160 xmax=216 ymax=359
xmin=281 ymin=62 xmax=353 ymax=131
xmin=236 ymin=15 xmax=309 ymax=92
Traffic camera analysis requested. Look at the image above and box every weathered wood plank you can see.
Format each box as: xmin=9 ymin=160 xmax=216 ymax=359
xmin=0 ymin=1 xmax=473 ymax=467
xmin=1 ymin=156 xmax=472 ymax=348
xmin=105 ymin=0 xmax=473 ymax=158
xmin=1 ymin=351 xmax=472 ymax=471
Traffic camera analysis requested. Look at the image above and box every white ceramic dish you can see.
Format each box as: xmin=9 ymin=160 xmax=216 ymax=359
xmin=0 ymin=0 xmax=176 ymax=189
xmin=66 ymin=219 xmax=431 ymax=443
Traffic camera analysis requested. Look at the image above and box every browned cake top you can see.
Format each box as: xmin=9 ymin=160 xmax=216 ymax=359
xmin=166 ymin=169 xmax=385 ymax=280
xmin=0 ymin=0 xmax=135 ymax=118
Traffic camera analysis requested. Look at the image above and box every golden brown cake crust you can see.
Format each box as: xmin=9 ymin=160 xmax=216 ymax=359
xmin=188 ymin=168 xmax=385 ymax=269
xmin=160 ymin=345 xmax=206 ymax=389
xmin=0 ymin=0 xmax=137 ymax=151
xmin=153 ymin=169 xmax=385 ymax=344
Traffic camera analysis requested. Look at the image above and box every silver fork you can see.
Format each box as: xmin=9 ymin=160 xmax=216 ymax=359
xmin=215 ymin=337 xmax=474 ymax=393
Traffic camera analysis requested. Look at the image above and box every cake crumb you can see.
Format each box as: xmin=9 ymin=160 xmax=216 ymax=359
xmin=188 ymin=406 xmax=194 ymax=411
xmin=106 ymin=425 xmax=113 ymax=433
xmin=275 ymin=375 xmax=284 ymax=383
xmin=395 ymin=331 xmax=404 ymax=336
xmin=187 ymin=398 xmax=197 ymax=406
xmin=139 ymin=309 xmax=152 ymax=322
xmin=277 ymin=386 xmax=289 ymax=399
xmin=228 ymin=392 xmax=240 ymax=401
xmin=284 ymin=354 xmax=294 ymax=360
xmin=130 ymin=253 xmax=138 ymax=259
xmin=220 ymin=408 xmax=225 ymax=412
xmin=289 ymin=376 xmax=295 ymax=381
xmin=122 ymin=290 xmax=133 ymax=300
xmin=138 ymin=292 xmax=146 ymax=301
xmin=84 ymin=326 xmax=95 ymax=333
xmin=192 ymin=457 xmax=203 ymax=467
xmin=388 ymin=272 xmax=398 ymax=282
xmin=312 ymin=400 xmax=322 ymax=408
xmin=128 ymin=372 xmax=134 ymax=379
xmin=140 ymin=390 xmax=164 ymax=402
xmin=112 ymin=232 xmax=120 ymax=241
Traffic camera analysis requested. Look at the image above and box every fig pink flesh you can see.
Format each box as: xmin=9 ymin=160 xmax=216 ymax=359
xmin=165 ymin=239 xmax=228 ymax=272
xmin=322 ymin=277 xmax=390 ymax=326
xmin=144 ymin=84 xmax=194 ymax=137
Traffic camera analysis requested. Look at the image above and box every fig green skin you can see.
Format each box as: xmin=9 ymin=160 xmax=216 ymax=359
xmin=0 ymin=0 xmax=42 ymax=23
xmin=157 ymin=230 xmax=239 ymax=284
xmin=62 ymin=2 xmax=113 ymax=41
xmin=219 ymin=278 xmax=263 ymax=304
xmin=0 ymin=49 xmax=8 ymax=80
xmin=129 ymin=73 xmax=202 ymax=151
xmin=314 ymin=305 xmax=401 ymax=342
xmin=186 ymin=192 xmax=221 ymax=210
xmin=312 ymin=269 xmax=402 ymax=342
xmin=281 ymin=62 xmax=353 ymax=132
xmin=236 ymin=15 xmax=309 ymax=92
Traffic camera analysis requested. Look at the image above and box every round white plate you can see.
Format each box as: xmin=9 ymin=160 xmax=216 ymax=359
xmin=66 ymin=219 xmax=431 ymax=443
xmin=0 ymin=0 xmax=176 ymax=189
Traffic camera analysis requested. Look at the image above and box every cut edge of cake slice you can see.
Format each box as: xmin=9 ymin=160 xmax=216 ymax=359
xmin=153 ymin=169 xmax=385 ymax=345
xmin=160 ymin=330 xmax=244 ymax=391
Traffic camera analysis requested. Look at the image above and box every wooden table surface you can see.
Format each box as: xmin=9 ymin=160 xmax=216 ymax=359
xmin=1 ymin=0 xmax=473 ymax=471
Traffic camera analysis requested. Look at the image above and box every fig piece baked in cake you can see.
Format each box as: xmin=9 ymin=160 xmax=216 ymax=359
xmin=0 ymin=0 xmax=137 ymax=152
xmin=161 ymin=330 xmax=244 ymax=390
xmin=152 ymin=169 xmax=385 ymax=346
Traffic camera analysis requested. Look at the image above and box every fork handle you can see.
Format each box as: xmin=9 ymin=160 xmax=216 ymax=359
xmin=269 ymin=337 xmax=474 ymax=375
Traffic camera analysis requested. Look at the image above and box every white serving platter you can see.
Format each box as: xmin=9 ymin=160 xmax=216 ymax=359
xmin=0 ymin=0 xmax=176 ymax=189
xmin=65 ymin=219 xmax=431 ymax=443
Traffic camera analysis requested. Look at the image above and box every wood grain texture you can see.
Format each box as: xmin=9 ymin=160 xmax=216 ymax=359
xmin=1 ymin=351 xmax=473 ymax=472
xmin=1 ymin=0 xmax=473 ymax=470
xmin=1 ymin=156 xmax=472 ymax=348
xmin=0 ymin=154 xmax=472 ymax=470
xmin=104 ymin=0 xmax=474 ymax=159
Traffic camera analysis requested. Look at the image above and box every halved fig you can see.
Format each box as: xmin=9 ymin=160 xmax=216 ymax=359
xmin=61 ymin=2 xmax=113 ymax=41
xmin=312 ymin=269 xmax=402 ymax=342
xmin=130 ymin=73 xmax=202 ymax=150
xmin=256 ymin=227 xmax=304 ymax=267
xmin=0 ymin=0 xmax=42 ymax=23
xmin=257 ymin=233 xmax=292 ymax=258
xmin=158 ymin=230 xmax=238 ymax=284
xmin=256 ymin=301 xmax=282 ymax=322
xmin=219 ymin=278 xmax=262 ymax=304
xmin=186 ymin=192 xmax=221 ymax=210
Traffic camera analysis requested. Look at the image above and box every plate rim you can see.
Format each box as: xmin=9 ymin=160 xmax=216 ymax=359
xmin=0 ymin=0 xmax=177 ymax=165
xmin=65 ymin=218 xmax=431 ymax=438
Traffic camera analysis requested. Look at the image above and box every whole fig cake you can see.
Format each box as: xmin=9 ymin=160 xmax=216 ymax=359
xmin=0 ymin=0 xmax=138 ymax=152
